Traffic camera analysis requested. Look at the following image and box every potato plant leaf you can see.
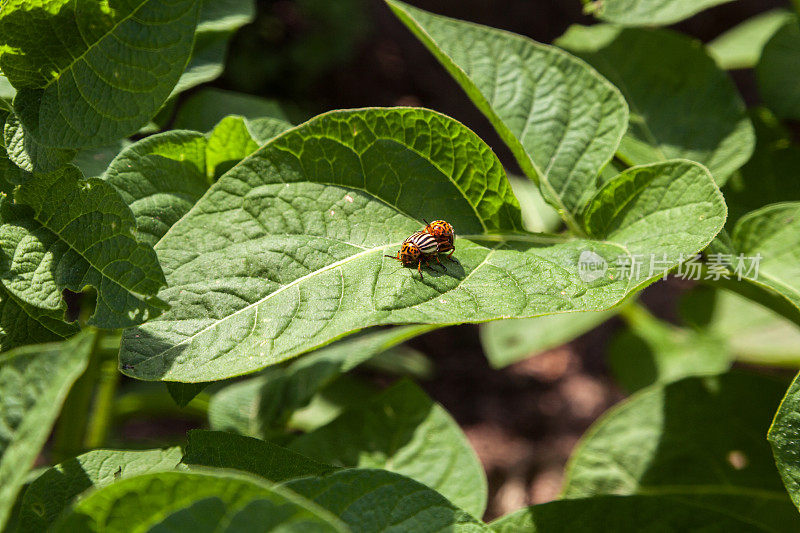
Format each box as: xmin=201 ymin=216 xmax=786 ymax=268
xmin=556 ymin=25 xmax=754 ymax=185
xmin=287 ymin=375 xmax=381 ymax=434
xmin=3 ymin=113 xmax=76 ymax=173
xmin=285 ymin=469 xmax=489 ymax=532
xmin=0 ymin=0 xmax=200 ymax=149
xmin=3 ymin=166 xmax=167 ymax=329
xmin=387 ymin=0 xmax=628 ymax=224
xmin=583 ymin=0 xmax=734 ymax=26
xmin=118 ymin=108 xmax=725 ymax=382
xmin=18 ymin=447 xmax=182 ymax=532
xmin=0 ymin=330 xmax=97 ymax=529
xmin=289 ymin=379 xmax=487 ymax=518
xmin=182 ymin=430 xmax=338 ymax=482
xmin=480 ymin=310 xmax=614 ymax=368
xmin=74 ymin=139 xmax=132 ymax=180
xmin=562 ymin=372 xmax=799 ymax=530
xmin=53 ymin=470 xmax=346 ymax=533
xmin=769 ymin=372 xmax=800 ymax=511
xmin=166 ymin=381 xmax=209 ymax=408
xmin=608 ymin=305 xmax=730 ymax=393
xmin=103 ymin=117 xmax=292 ymax=248
xmin=757 ymin=16 xmax=800 ymax=121
xmin=0 ymin=285 xmax=79 ymax=352
xmin=721 ymin=203 xmax=800 ymax=323
xmin=583 ymin=160 xmax=727 ymax=285
xmin=170 ymin=0 xmax=256 ymax=98
xmin=679 ymin=286 xmax=800 ymax=367
xmin=172 ymin=88 xmax=291 ymax=132
xmin=208 ymin=325 xmax=437 ymax=438
xmin=723 ymin=108 xmax=800 ymax=226
xmin=491 ymin=494 xmax=783 ymax=532
xmin=707 ymin=9 xmax=793 ymax=70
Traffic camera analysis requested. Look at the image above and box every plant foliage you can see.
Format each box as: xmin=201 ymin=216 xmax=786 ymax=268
xmin=1 ymin=1 xmax=799 ymax=531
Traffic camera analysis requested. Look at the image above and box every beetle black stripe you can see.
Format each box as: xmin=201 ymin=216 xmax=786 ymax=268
xmin=405 ymin=231 xmax=438 ymax=254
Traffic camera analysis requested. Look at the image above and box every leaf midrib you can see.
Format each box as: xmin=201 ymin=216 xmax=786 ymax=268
xmin=139 ymin=242 xmax=400 ymax=363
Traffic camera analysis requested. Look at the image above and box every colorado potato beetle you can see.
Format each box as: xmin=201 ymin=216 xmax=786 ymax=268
xmin=384 ymin=231 xmax=442 ymax=278
xmin=424 ymin=219 xmax=456 ymax=257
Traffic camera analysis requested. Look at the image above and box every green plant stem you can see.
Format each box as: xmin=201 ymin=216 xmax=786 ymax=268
xmin=617 ymin=300 xmax=655 ymax=328
xmin=84 ymin=356 xmax=121 ymax=449
xmin=51 ymin=328 xmax=103 ymax=463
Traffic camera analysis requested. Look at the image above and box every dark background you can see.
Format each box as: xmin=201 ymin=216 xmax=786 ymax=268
xmin=188 ymin=0 xmax=789 ymax=519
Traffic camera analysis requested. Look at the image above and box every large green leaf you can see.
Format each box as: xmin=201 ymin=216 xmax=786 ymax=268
xmin=53 ymin=470 xmax=346 ymax=532
xmin=3 ymin=112 xmax=76 ymax=173
xmin=561 ymin=372 xmax=799 ymax=530
xmin=480 ymin=310 xmax=614 ymax=369
xmin=102 ymin=130 xmax=209 ymax=247
xmin=0 ymin=0 xmax=200 ymax=149
xmin=707 ymin=9 xmax=793 ymax=70
xmin=0 ymin=330 xmax=96 ymax=529
xmin=769 ymin=372 xmax=800 ymax=511
xmin=285 ymin=469 xmax=488 ymax=532
xmin=583 ymin=0 xmax=733 ymax=26
xmin=118 ymin=109 xmax=725 ymax=382
xmin=726 ymin=203 xmax=800 ymax=320
xmin=287 ymin=375 xmax=380 ymax=434
xmin=723 ymin=108 xmax=800 ymax=226
xmin=387 ymin=0 xmax=628 ymax=224
xmin=103 ymin=116 xmax=292 ymax=248
xmin=490 ymin=495 xmax=784 ymax=532
xmin=583 ymin=160 xmax=727 ymax=268
xmin=557 ymin=25 xmax=753 ymax=185
xmin=169 ymin=0 xmax=256 ymax=98
xmin=757 ymin=16 xmax=800 ymax=121
xmin=680 ymin=286 xmax=800 ymax=367
xmin=18 ymin=447 xmax=182 ymax=532
xmin=173 ymin=88 xmax=292 ymax=132
xmin=74 ymin=139 xmax=132 ymax=179
xmin=0 ymin=283 xmax=78 ymax=352
xmin=183 ymin=430 xmax=338 ymax=482
xmin=208 ymin=325 xmax=437 ymax=438
xmin=2 ymin=166 xmax=166 ymax=328
xmin=608 ymin=304 xmax=730 ymax=393
xmin=289 ymin=379 xmax=487 ymax=518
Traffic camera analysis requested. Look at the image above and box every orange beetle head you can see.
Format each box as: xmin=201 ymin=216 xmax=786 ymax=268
xmin=399 ymin=241 xmax=422 ymax=265
xmin=426 ymin=220 xmax=454 ymax=238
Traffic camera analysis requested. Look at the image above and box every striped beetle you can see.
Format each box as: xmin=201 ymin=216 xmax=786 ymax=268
xmin=424 ymin=219 xmax=456 ymax=258
xmin=384 ymin=230 xmax=443 ymax=278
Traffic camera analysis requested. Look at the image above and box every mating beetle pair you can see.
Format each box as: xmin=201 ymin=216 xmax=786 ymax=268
xmin=385 ymin=219 xmax=456 ymax=278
